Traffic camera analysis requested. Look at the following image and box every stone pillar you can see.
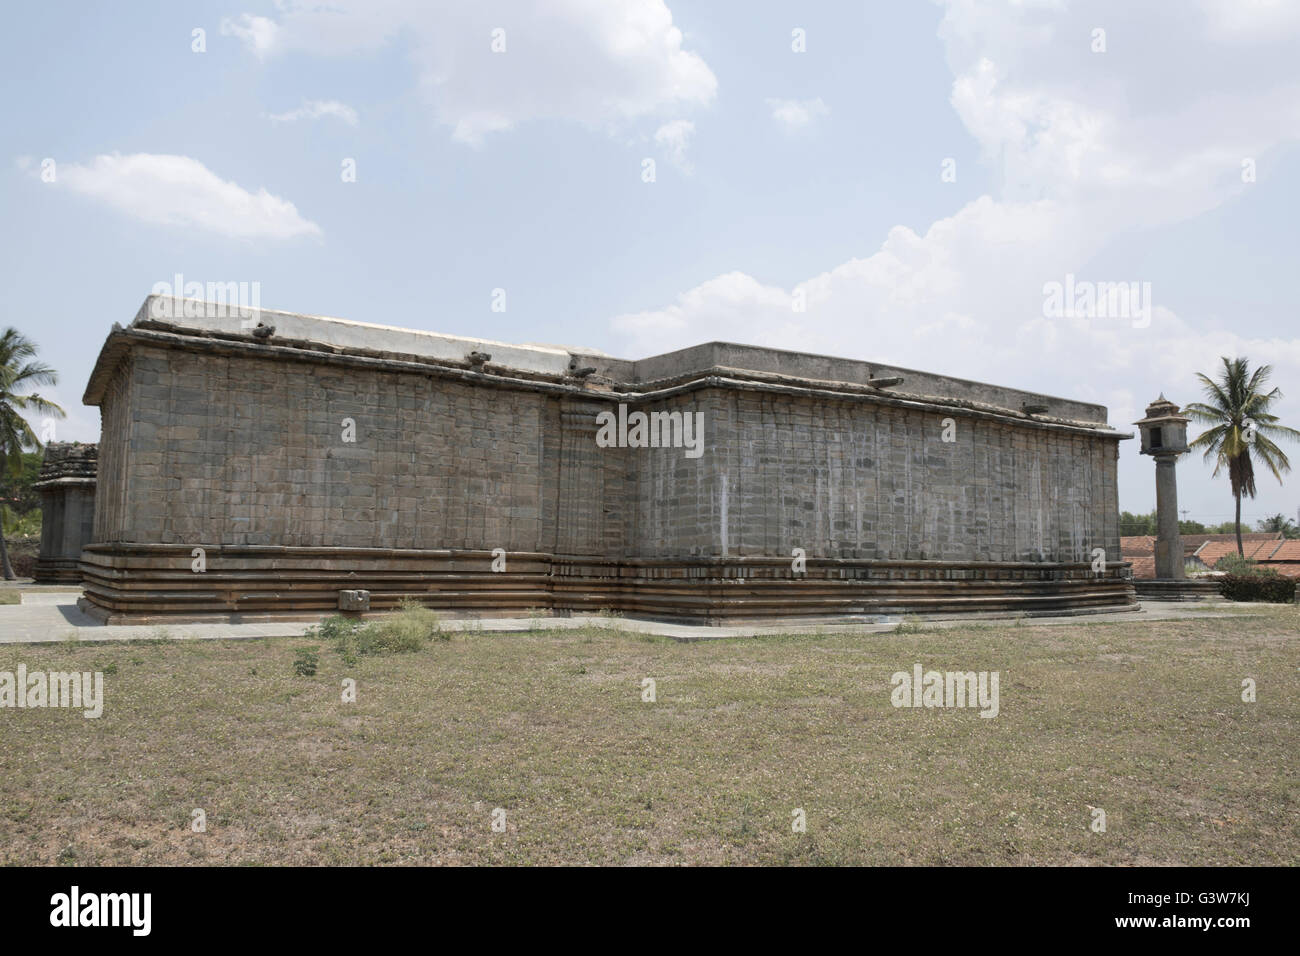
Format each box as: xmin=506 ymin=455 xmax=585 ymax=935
xmin=1134 ymin=395 xmax=1189 ymax=581
xmin=33 ymin=442 xmax=98 ymax=584
xmin=1154 ymin=455 xmax=1183 ymax=580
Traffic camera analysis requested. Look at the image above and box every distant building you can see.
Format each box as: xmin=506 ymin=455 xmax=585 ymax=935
xmin=1121 ymin=532 xmax=1291 ymax=578
xmin=1195 ymin=537 xmax=1300 ymax=577
xmin=33 ymin=442 xmax=97 ymax=584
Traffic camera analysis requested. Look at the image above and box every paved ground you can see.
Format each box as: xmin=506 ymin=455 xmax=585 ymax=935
xmin=0 ymin=579 xmax=86 ymax=592
xmin=0 ymin=588 xmax=1270 ymax=644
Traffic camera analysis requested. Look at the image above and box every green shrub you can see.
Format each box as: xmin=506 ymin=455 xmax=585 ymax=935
xmin=1 ymin=504 xmax=41 ymax=538
xmin=306 ymin=614 xmax=364 ymax=643
xmin=306 ymin=614 xmax=364 ymax=664
xmin=292 ymin=646 xmax=320 ymax=676
xmin=311 ymin=601 xmax=445 ymax=659
xmin=896 ymin=614 xmax=927 ymax=634
xmin=1217 ymin=572 xmax=1297 ymax=603
xmin=1214 ymin=553 xmax=1260 ymax=575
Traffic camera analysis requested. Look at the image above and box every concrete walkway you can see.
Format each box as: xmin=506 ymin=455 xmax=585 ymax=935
xmin=0 ymin=589 xmax=1273 ymax=645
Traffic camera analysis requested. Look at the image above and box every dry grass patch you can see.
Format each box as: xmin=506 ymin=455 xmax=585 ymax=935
xmin=0 ymin=608 xmax=1296 ymax=865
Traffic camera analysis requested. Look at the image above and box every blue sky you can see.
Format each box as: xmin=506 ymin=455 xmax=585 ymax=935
xmin=4 ymin=0 xmax=1299 ymax=527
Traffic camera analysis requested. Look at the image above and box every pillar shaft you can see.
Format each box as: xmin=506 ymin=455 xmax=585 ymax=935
xmin=1154 ymin=455 xmax=1183 ymax=579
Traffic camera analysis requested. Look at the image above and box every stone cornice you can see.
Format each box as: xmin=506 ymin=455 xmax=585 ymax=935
xmin=34 ymin=477 xmax=97 ymax=491
xmin=83 ymin=323 xmax=1130 ymax=440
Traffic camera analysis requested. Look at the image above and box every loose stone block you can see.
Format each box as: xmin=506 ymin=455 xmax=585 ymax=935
xmin=338 ymin=589 xmax=371 ymax=612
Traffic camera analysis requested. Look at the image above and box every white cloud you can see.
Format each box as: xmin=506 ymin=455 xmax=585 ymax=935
xmin=54 ymin=153 xmax=321 ymax=241
xmin=654 ymin=119 xmax=694 ymax=169
xmin=618 ymin=0 xmax=1300 ymax=369
xmin=220 ymin=14 xmax=279 ymax=59
xmin=613 ymin=197 xmax=1098 ymax=366
xmin=612 ymin=0 xmax=1300 ymax=516
xmin=222 ymin=0 xmax=717 ymax=146
xmin=936 ymin=0 xmax=1300 ymax=223
xmin=1202 ymin=0 xmax=1300 ymax=38
xmin=267 ymin=99 xmax=360 ymax=126
xmin=765 ymin=97 xmax=829 ymax=132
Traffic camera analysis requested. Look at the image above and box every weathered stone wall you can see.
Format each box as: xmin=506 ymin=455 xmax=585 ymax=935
xmin=95 ymin=348 xmax=649 ymax=559
xmin=78 ymin=299 xmax=1133 ymax=622
xmin=101 ymin=347 xmax=560 ymax=552
xmin=696 ymin=388 xmax=1119 ymax=564
xmin=623 ymin=394 xmax=714 ymax=558
xmin=92 ymin=358 xmax=133 ymax=544
xmin=92 ymin=347 xmax=1117 ymax=566
xmin=550 ymin=397 xmax=629 ymax=557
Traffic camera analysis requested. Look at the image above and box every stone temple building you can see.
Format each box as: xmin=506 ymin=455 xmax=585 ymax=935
xmin=32 ymin=442 xmax=97 ymax=584
xmin=76 ymin=295 xmax=1136 ymax=623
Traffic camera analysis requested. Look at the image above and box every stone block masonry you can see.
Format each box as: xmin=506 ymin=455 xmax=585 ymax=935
xmin=75 ymin=295 xmax=1135 ymax=623
xmin=33 ymin=442 xmax=98 ymax=584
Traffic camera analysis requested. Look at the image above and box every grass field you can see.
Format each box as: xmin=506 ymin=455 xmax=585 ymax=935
xmin=1 ymin=607 xmax=1296 ymax=865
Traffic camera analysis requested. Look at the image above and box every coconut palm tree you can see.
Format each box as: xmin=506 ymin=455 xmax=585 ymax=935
xmin=1187 ymin=357 xmax=1300 ymax=556
xmin=0 ymin=328 xmax=64 ymax=579
xmin=1257 ymin=513 xmax=1299 ymax=538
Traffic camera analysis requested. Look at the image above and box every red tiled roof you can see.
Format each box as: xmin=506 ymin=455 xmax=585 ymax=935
xmin=1128 ymin=556 xmax=1156 ymax=579
xmin=1264 ymin=540 xmax=1300 ymax=561
xmin=1182 ymin=531 xmax=1281 ymax=551
xmin=1197 ymin=540 xmax=1279 ymax=567
xmin=1197 ymin=543 xmax=1227 ymax=567
xmin=1122 ymin=532 xmax=1282 ymax=561
xmin=1120 ymin=536 xmax=1156 ymax=556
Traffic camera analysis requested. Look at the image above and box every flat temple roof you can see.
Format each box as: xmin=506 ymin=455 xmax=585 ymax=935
xmin=84 ymin=294 xmax=1118 ymax=428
